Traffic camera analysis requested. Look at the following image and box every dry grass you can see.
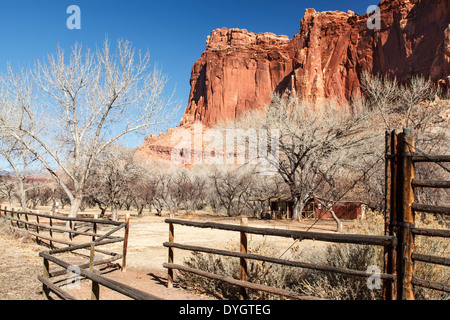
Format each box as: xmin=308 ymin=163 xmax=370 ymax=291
xmin=414 ymin=214 xmax=450 ymax=300
xmin=0 ymin=219 xmax=44 ymax=300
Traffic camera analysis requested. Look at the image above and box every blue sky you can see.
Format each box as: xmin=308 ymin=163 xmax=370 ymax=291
xmin=0 ymin=0 xmax=376 ymax=147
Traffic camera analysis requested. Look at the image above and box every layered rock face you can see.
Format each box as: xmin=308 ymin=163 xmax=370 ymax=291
xmin=138 ymin=0 xmax=450 ymax=162
xmin=180 ymin=0 xmax=450 ymax=127
xmin=180 ymin=28 xmax=295 ymax=126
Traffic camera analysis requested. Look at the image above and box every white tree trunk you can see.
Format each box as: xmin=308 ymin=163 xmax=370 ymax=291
xmin=292 ymin=199 xmax=303 ymax=221
xmin=111 ymin=203 xmax=119 ymax=221
xmin=329 ymin=208 xmax=343 ymax=232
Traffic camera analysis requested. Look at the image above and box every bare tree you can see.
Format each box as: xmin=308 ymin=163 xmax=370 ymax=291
xmin=87 ymin=144 xmax=144 ymax=221
xmin=0 ymin=136 xmax=35 ymax=211
xmin=359 ymin=72 xmax=449 ymax=216
xmin=211 ymin=166 xmax=255 ymax=217
xmin=0 ymin=67 xmax=38 ymax=211
xmin=155 ymin=169 xmax=184 ymax=214
xmin=266 ymin=94 xmax=375 ymax=220
xmin=360 ymin=71 xmax=400 ymax=130
xmin=0 ymin=175 xmax=15 ymax=209
xmin=0 ymin=39 xmax=180 ymax=217
xmin=360 ymin=72 xmax=443 ymax=133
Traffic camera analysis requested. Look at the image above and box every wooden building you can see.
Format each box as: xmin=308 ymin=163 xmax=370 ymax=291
xmin=304 ymin=198 xmax=366 ymax=220
xmin=252 ymin=195 xmax=365 ymax=220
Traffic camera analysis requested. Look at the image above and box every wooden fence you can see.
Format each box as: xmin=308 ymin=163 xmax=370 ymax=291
xmin=385 ymin=128 xmax=450 ymax=300
xmin=163 ymin=215 xmax=397 ymax=300
xmin=0 ymin=208 xmax=161 ymax=300
xmin=163 ymin=128 xmax=449 ymax=300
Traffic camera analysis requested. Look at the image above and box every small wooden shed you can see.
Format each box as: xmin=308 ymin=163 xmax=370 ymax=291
xmin=304 ymin=198 xmax=366 ymax=220
xmin=251 ymin=195 xmax=294 ymax=219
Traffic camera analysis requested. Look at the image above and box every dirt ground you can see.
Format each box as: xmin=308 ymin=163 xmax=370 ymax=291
xmin=0 ymin=206 xmax=353 ymax=300
xmin=0 ymin=232 xmax=44 ymax=300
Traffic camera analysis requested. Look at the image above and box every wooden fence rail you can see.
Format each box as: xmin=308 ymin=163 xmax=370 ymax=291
xmin=0 ymin=208 xmax=125 ymax=253
xmin=40 ymin=250 xmax=161 ymax=300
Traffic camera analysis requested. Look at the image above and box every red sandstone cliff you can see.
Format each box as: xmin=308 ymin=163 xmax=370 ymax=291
xmin=180 ymin=0 xmax=450 ymax=127
xmin=179 ymin=28 xmax=295 ymax=126
xmin=137 ymin=0 xmax=450 ymax=161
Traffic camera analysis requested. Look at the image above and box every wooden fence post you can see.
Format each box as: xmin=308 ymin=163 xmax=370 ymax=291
xmin=168 ymin=213 xmax=174 ymax=289
xmin=92 ymin=214 xmax=98 ymax=242
xmin=36 ymin=212 xmax=40 ymax=244
xmin=24 ymin=210 xmax=29 ymax=233
xmin=390 ymin=129 xmax=402 ymax=300
xmin=122 ymin=213 xmax=130 ymax=272
xmin=90 ymin=242 xmax=100 ymax=300
xmin=240 ymin=216 xmax=248 ymax=300
xmin=383 ymin=130 xmax=392 ymax=300
xmin=69 ymin=221 xmax=73 ymax=242
xmin=398 ymin=128 xmax=415 ymax=300
xmin=16 ymin=211 xmax=21 ymax=228
xmin=42 ymin=257 xmax=50 ymax=299
xmin=384 ymin=130 xmax=401 ymax=300
xmin=12 ymin=208 xmax=17 ymax=228
xmin=49 ymin=211 xmax=53 ymax=248
xmin=388 ymin=128 xmax=416 ymax=300
xmin=5 ymin=206 xmax=13 ymax=229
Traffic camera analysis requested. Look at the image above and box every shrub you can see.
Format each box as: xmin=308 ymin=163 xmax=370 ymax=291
xmin=178 ymin=238 xmax=384 ymax=300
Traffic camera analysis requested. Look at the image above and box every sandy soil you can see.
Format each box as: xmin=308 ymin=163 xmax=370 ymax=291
xmin=110 ymin=213 xmax=346 ymax=271
xmin=0 ymin=206 xmax=352 ymax=300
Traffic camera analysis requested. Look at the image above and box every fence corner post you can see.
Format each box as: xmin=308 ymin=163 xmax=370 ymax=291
xmin=42 ymin=257 xmax=50 ymax=299
xmin=240 ymin=216 xmax=248 ymax=300
xmin=399 ymin=127 xmax=415 ymax=300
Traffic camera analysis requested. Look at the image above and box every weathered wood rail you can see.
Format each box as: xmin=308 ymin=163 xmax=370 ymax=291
xmin=0 ymin=207 xmax=125 ymax=254
xmin=384 ymin=128 xmax=450 ymax=300
xmin=39 ymin=246 xmax=161 ymax=300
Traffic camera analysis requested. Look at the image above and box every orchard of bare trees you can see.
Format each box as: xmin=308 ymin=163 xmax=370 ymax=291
xmin=0 ymin=38 xmax=449 ymax=221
